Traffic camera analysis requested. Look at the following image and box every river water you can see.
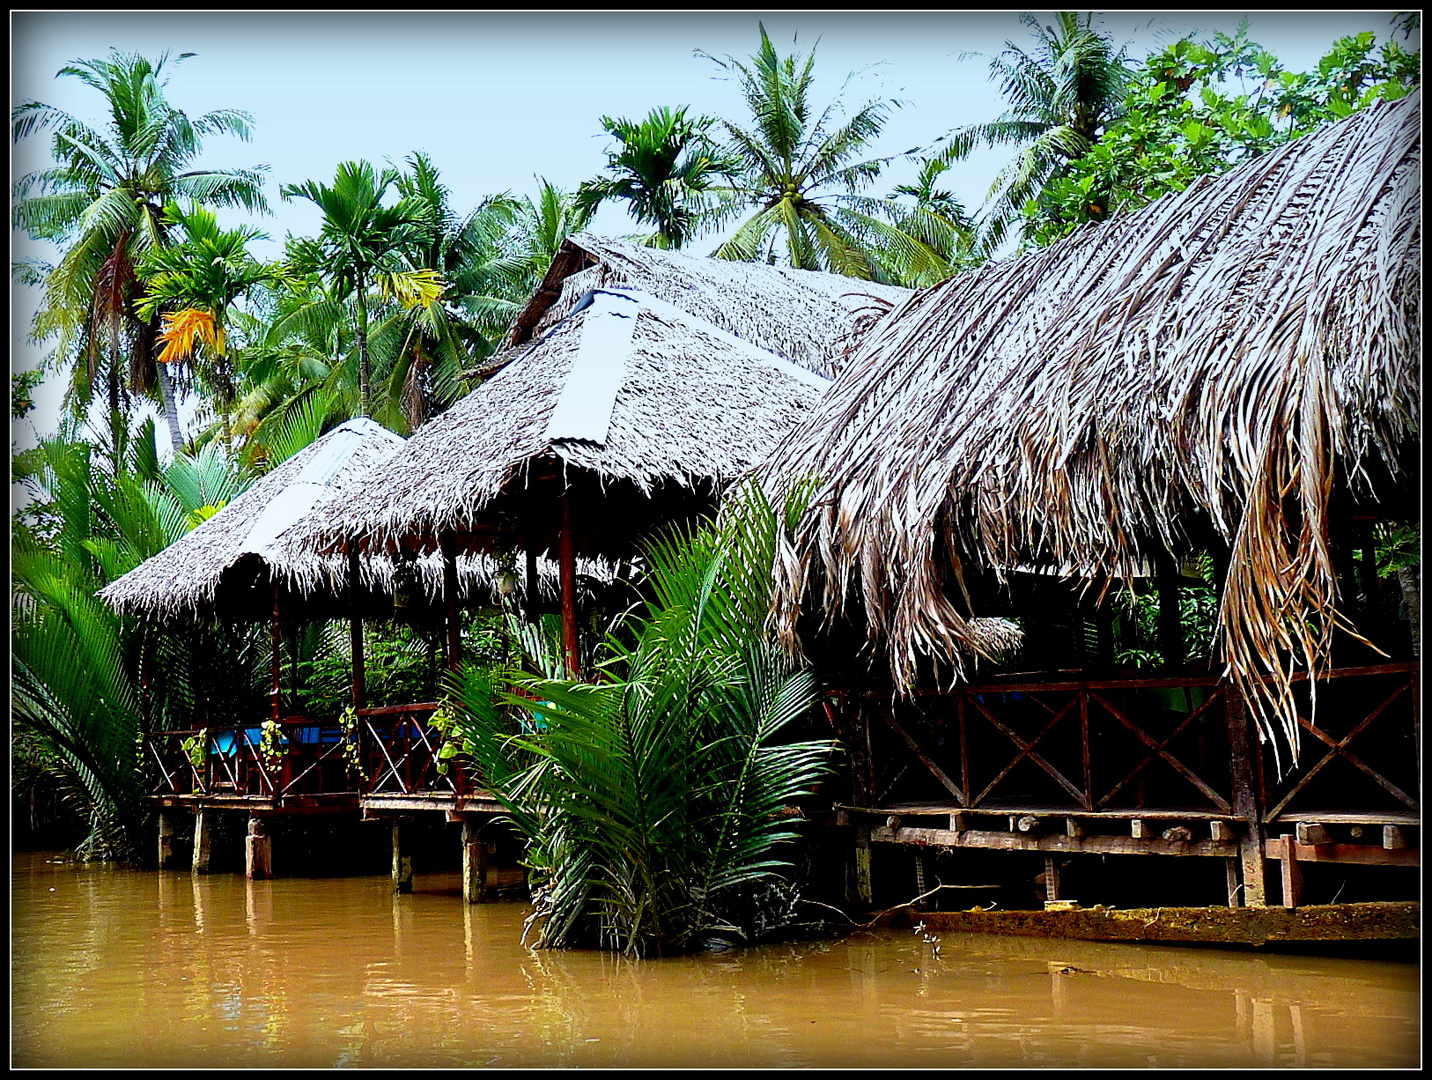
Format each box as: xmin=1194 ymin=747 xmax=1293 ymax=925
xmin=11 ymin=850 xmax=1420 ymax=1069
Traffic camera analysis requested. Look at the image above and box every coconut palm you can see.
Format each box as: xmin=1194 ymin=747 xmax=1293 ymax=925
xmin=935 ymin=11 xmax=1134 ymax=252
xmin=886 ymin=156 xmax=981 ymax=286
xmin=452 ymin=483 xmax=836 ymax=956
xmin=701 ymin=24 xmax=944 ymax=283
xmin=575 ymin=106 xmax=729 ymax=249
xmin=12 ymin=49 xmax=269 ymax=445
xmin=279 ymin=160 xmax=436 ymax=417
xmin=508 ymin=177 xmax=598 ymax=297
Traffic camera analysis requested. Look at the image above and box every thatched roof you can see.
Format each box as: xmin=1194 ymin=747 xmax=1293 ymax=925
xmin=99 ymin=418 xmax=406 ymax=621
xmin=510 ymin=234 xmax=912 ymax=378
xmin=303 ymin=287 xmax=833 ymax=561
xmin=97 ymin=419 xmax=618 ymax=622
xmin=763 ymin=91 xmax=1421 ymax=756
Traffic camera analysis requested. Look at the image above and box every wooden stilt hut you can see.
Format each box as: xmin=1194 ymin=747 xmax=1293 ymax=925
xmin=762 ymin=92 xmax=1421 ymax=913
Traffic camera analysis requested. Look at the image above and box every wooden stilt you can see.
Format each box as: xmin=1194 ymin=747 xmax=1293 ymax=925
xmin=245 ymin=816 xmax=273 ymax=881
xmin=852 ymin=826 xmax=873 ymax=908
xmin=1043 ymin=854 xmax=1061 ymax=902
xmin=441 ymin=531 xmax=461 ymax=673
xmin=559 ymin=491 xmax=580 ymax=678
xmin=392 ymin=818 xmax=413 ymax=894
xmin=1225 ymin=859 xmax=1241 ymax=908
xmin=462 ymin=816 xmax=488 ymax=904
xmin=348 ymin=544 xmax=365 ymax=709
xmin=158 ymin=811 xmax=176 ymax=870
xmin=1224 ymin=685 xmax=1267 ymax=906
xmin=1278 ymin=835 xmax=1303 ymax=908
xmin=192 ymin=808 xmax=213 ymax=875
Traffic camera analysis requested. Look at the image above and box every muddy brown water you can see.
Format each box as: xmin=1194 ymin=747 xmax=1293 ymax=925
xmin=11 ymin=850 xmax=1419 ymax=1069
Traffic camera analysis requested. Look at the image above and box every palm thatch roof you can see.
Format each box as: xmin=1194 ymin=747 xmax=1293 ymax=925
xmin=509 ymin=234 xmax=912 ymax=378
xmin=763 ymin=91 xmax=1421 ymax=758
xmin=97 ymin=419 xmax=616 ymax=622
xmin=302 ymin=287 xmax=833 ymax=561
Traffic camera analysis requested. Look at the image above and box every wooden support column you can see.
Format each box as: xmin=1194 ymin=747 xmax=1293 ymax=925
xmin=462 ymin=815 xmax=488 ymax=904
xmin=1224 ymin=685 xmax=1267 ymax=907
xmin=1278 ymin=835 xmax=1303 ymax=908
xmin=559 ymin=491 xmax=580 ymax=678
xmin=192 ymin=808 xmax=213 ymax=875
xmin=851 ymin=825 xmax=874 ymax=908
xmin=157 ymin=811 xmax=177 ymax=870
xmin=1155 ymin=551 xmax=1184 ymax=669
xmin=270 ymin=582 xmax=282 ymax=722
xmin=245 ymin=816 xmax=273 ymax=881
xmin=348 ymin=544 xmax=365 ymax=709
xmin=392 ymin=818 xmax=414 ymax=894
xmin=1043 ymin=855 xmax=1061 ymax=902
xmin=441 ymin=530 xmax=461 ymax=673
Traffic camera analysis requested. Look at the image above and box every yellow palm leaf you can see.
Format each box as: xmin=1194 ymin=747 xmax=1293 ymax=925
xmin=156 ymin=307 xmax=223 ymax=364
xmin=380 ymin=268 xmax=446 ymax=309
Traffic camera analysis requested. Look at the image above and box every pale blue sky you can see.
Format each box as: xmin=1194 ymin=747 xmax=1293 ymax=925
xmin=10 ymin=10 xmax=1410 ymax=446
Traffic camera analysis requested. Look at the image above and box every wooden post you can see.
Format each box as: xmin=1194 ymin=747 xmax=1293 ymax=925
xmin=462 ymin=815 xmax=488 ymax=904
xmin=245 ymin=816 xmax=273 ymax=881
xmin=441 ymin=530 xmax=461 ymax=673
xmin=348 ymin=544 xmax=365 ymax=710
xmin=392 ymin=818 xmax=413 ymax=894
xmin=1155 ymin=551 xmax=1184 ymax=669
xmin=192 ymin=808 xmax=213 ymax=875
xmin=1278 ymin=834 xmax=1303 ymax=908
xmin=559 ymin=491 xmax=580 ymax=678
xmin=270 ymin=582 xmax=282 ymax=722
xmin=851 ymin=825 xmax=874 ymax=908
xmin=1043 ymin=855 xmax=1061 ymax=902
xmin=158 ymin=811 xmax=176 ymax=870
xmin=1224 ymin=684 xmax=1267 ymax=907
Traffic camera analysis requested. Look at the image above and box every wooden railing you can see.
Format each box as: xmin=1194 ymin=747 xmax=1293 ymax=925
xmin=843 ymin=663 xmax=1420 ymax=825
xmin=357 ymin=703 xmax=471 ymax=798
xmin=144 ymin=716 xmax=354 ymax=799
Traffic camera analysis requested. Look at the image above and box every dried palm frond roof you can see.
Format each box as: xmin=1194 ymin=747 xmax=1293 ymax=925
xmin=302 ymin=288 xmax=834 ymax=561
xmin=509 ymin=234 xmax=912 ymax=378
xmin=763 ymin=91 xmax=1421 ymax=761
xmin=97 ymin=419 xmax=616 ymax=622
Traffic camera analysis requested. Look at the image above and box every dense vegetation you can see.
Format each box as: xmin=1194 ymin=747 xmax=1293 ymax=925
xmin=11 ymin=14 xmax=1418 ymax=876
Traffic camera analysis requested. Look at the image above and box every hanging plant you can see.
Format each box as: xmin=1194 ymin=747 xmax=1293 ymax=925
xmin=258 ymin=719 xmax=288 ymax=772
xmin=429 ymin=702 xmax=462 ymax=777
xmin=180 ymin=728 xmax=208 ymax=791
xmin=339 ymin=706 xmax=367 ymax=781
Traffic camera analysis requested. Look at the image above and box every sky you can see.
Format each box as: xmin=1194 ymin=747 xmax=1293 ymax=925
xmin=9 ymin=9 xmax=1413 ymax=452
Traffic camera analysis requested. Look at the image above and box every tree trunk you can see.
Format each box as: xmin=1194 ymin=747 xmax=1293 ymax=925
xmin=1396 ymin=565 xmax=1420 ymax=660
xmin=355 ymin=273 xmax=371 ymax=418
xmin=154 ymin=359 xmax=184 ymax=454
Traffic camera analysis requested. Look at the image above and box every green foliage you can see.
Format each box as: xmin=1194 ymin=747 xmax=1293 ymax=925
xmin=1026 ymin=24 xmax=1420 ymax=244
xmin=450 ymin=484 xmax=837 ymax=956
xmin=1114 ymin=556 xmax=1220 ymax=669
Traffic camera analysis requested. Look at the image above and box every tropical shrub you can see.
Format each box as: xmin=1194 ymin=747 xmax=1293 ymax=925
xmin=450 ymin=485 xmax=837 ymax=956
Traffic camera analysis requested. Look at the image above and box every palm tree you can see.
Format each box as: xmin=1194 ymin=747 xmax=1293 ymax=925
xmin=886 ymin=156 xmax=980 ymax=286
xmin=575 ymin=107 xmax=729 ymax=249
xmin=12 ymin=49 xmax=269 ymax=447
xmin=134 ymin=204 xmax=282 ymax=450
xmin=935 ymin=11 xmax=1134 ymax=252
xmin=701 ymin=24 xmax=944 ymax=282
xmin=453 ymin=483 xmax=836 ymax=956
xmin=509 ymin=178 xmax=598 ymax=297
xmin=279 ymin=160 xmax=435 ymax=417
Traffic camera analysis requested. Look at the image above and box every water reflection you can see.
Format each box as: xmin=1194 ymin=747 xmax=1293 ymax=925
xmin=11 ymin=852 xmax=1419 ymax=1069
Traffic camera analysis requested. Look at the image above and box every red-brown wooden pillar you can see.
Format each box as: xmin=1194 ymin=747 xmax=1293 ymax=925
xmin=442 ymin=530 xmax=461 ymax=673
xmin=559 ymin=491 xmax=580 ymax=678
xmin=348 ymin=543 xmax=365 ymax=709
xmin=270 ymin=581 xmax=282 ymax=722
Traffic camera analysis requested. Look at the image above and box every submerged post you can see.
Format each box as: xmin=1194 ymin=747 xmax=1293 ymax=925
xmin=461 ymin=815 xmax=488 ymax=904
xmin=559 ymin=490 xmax=580 ymax=678
xmin=157 ymin=811 xmax=177 ymax=870
xmin=192 ymin=808 xmax=213 ymax=875
xmin=392 ymin=817 xmax=414 ymax=894
xmin=245 ymin=816 xmax=273 ymax=881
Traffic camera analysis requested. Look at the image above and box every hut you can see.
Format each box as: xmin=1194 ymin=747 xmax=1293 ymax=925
xmin=761 ymin=91 xmax=1421 ymax=911
xmin=302 ymin=237 xmax=912 ymax=675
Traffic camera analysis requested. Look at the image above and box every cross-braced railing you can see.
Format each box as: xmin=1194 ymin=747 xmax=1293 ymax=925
xmin=359 ymin=703 xmax=469 ymax=797
xmin=143 ymin=717 xmax=358 ymax=798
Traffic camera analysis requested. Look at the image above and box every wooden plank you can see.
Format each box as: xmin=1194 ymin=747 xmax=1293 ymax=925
xmin=836 ymin=802 xmax=1242 ymax=821
xmin=355 ymin=702 xmax=440 ymax=717
xmin=869 ymin=824 xmax=1238 ymax=858
xmin=1278 ymin=841 xmax=1419 ymax=867
xmin=1272 ymin=811 xmax=1421 ymax=826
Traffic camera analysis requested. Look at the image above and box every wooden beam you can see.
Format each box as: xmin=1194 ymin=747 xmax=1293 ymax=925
xmin=441 ymin=530 xmax=461 ymax=673
xmin=1224 ymin=686 xmax=1267 ymax=907
xmin=1295 ymin=822 xmax=1333 ymax=846
xmin=559 ymin=491 xmax=580 ymax=678
xmin=870 ymin=823 xmax=1238 ymax=858
xmin=348 ymin=544 xmax=365 ymax=710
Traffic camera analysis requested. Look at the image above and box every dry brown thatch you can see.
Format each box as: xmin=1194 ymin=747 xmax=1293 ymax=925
xmin=511 ymin=234 xmax=912 ymax=378
xmin=302 ymin=288 xmax=834 ymax=560
xmin=763 ymin=91 xmax=1421 ymax=761
xmin=97 ymin=419 xmax=616 ymax=622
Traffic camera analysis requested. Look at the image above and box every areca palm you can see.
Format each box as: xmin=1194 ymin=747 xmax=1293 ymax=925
xmin=279 ymin=160 xmax=436 ymax=417
xmin=702 ymin=25 xmax=944 ymax=282
xmin=575 ymin=107 xmax=729 ymax=248
xmin=936 ymin=11 xmax=1134 ymax=251
xmin=12 ymin=49 xmax=268 ymax=444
